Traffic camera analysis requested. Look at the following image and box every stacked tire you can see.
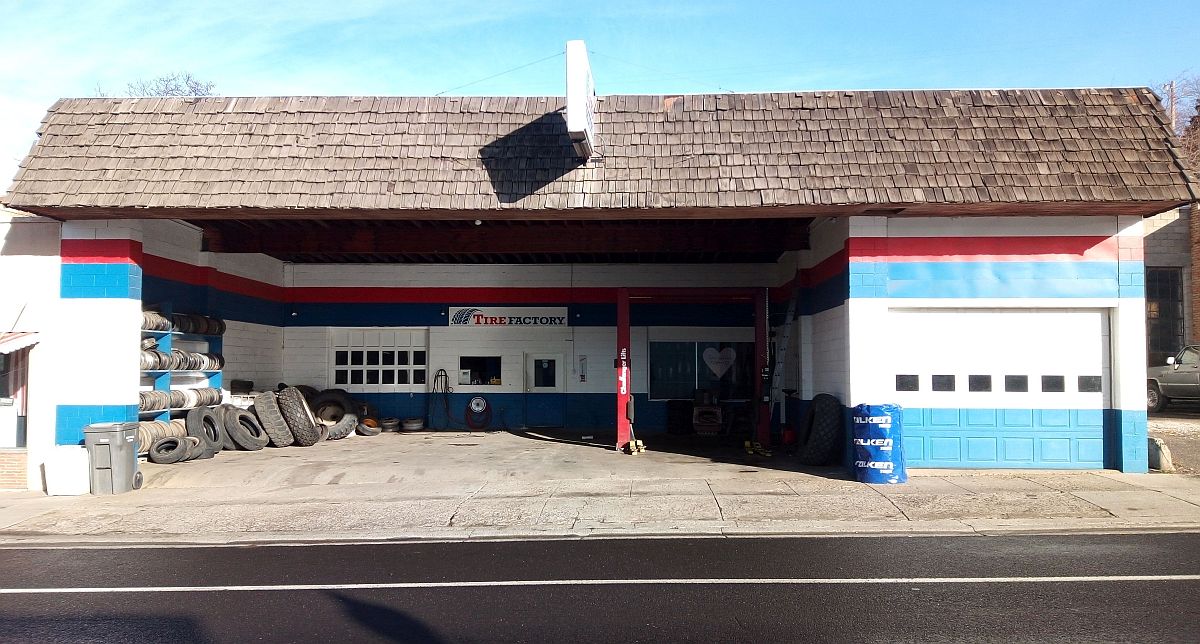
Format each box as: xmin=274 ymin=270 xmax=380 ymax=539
xmin=143 ymin=386 xmax=390 ymax=467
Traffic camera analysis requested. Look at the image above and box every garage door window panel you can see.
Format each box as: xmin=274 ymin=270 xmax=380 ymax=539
xmin=330 ymin=328 xmax=428 ymax=393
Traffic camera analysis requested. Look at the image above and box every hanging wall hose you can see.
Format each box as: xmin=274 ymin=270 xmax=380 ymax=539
xmin=429 ymin=368 xmax=463 ymax=429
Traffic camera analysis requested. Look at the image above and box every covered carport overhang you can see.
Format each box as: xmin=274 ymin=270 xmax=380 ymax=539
xmin=11 ymin=198 xmax=1188 ymax=453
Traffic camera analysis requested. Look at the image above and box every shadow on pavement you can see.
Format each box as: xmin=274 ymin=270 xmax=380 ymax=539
xmin=506 ymin=428 xmax=854 ymax=481
xmin=330 ymin=591 xmax=446 ymax=644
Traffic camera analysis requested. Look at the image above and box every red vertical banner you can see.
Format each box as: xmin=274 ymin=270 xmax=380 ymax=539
xmin=755 ymin=288 xmax=771 ymax=446
xmin=615 ymin=287 xmax=632 ymax=451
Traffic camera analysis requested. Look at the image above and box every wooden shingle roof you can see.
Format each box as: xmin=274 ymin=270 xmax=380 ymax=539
xmin=3 ymin=88 xmax=1195 ymax=218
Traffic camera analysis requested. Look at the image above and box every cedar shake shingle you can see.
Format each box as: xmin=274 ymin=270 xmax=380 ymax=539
xmin=2 ymin=88 xmax=1195 ymax=212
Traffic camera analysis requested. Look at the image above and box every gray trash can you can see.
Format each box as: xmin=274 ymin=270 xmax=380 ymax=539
xmin=83 ymin=422 xmax=143 ymax=494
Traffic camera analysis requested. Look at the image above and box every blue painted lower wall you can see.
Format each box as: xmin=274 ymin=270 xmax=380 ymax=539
xmin=55 ymin=405 xmax=138 ymax=445
xmin=345 ymin=393 xmax=668 ymax=433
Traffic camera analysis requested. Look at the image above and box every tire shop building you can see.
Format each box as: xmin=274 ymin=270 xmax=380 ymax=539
xmin=0 ymin=78 xmax=1195 ymax=489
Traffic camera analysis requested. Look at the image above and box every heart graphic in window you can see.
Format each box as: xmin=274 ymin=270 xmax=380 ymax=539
xmin=702 ymin=347 xmax=736 ymax=378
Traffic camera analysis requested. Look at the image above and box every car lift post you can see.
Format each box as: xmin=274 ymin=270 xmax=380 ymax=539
xmin=615 ymin=287 xmax=632 ymax=452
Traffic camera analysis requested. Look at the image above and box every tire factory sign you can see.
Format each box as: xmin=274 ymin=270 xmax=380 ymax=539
xmin=449 ymin=307 xmax=569 ymax=327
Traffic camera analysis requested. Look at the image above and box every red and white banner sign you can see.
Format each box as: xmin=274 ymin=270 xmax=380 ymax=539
xmin=448 ymin=307 xmax=568 ymax=327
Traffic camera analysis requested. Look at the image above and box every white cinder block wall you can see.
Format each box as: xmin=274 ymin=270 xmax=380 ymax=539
xmin=798 ymin=217 xmax=850 ymax=401
xmin=0 ymin=214 xmax=64 ymax=488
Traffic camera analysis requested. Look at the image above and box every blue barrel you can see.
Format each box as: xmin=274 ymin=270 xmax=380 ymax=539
xmin=851 ymin=404 xmax=907 ymax=484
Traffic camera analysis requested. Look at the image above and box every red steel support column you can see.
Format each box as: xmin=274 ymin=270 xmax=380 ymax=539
xmin=755 ymin=287 xmax=771 ymax=446
xmin=615 ymin=287 xmax=632 ymax=451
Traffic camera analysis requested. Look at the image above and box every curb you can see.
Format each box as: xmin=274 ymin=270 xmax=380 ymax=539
xmin=3 ymin=520 xmax=1200 ymax=549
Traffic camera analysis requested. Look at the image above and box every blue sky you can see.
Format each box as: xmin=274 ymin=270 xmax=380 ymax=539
xmin=2 ymin=0 xmax=1197 ymax=184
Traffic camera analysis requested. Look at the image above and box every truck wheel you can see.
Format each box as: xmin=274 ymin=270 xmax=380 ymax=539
xmin=1148 ymin=383 xmax=1169 ymax=413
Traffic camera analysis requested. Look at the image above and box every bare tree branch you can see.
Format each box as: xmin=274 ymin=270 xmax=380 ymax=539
xmin=124 ymin=72 xmax=216 ymax=97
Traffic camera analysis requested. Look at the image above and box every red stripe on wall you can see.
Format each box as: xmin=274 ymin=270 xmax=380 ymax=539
xmin=847 ymin=236 xmax=1119 ymax=262
xmin=800 ymin=247 xmax=849 ymax=286
xmin=60 ymin=239 xmax=144 ymax=264
xmin=140 ymin=254 xmax=286 ymax=301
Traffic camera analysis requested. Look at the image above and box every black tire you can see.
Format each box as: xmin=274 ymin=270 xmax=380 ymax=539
xmin=309 ymin=389 xmax=360 ymax=422
xmin=186 ymin=407 xmax=223 ymax=455
xmin=1148 ymin=382 xmax=1169 ymax=413
xmin=797 ymin=393 xmax=844 ymax=466
xmin=295 ymin=385 xmax=320 ymax=402
xmin=181 ymin=436 xmax=204 ymax=461
xmin=355 ymin=422 xmax=382 ymax=437
xmin=277 ymin=386 xmax=322 ymax=446
xmin=216 ymin=404 xmax=239 ymax=451
xmin=148 ymin=437 xmax=187 ymax=465
xmin=221 ymin=406 xmax=270 ymax=450
xmin=327 ymin=413 xmax=358 ymax=440
xmin=253 ymin=391 xmax=295 ymax=447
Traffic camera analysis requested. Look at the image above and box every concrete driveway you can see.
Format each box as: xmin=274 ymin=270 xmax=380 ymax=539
xmin=1 ymin=429 xmax=1198 ymax=545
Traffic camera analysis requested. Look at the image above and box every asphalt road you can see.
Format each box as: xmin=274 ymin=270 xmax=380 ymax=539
xmin=1 ymin=534 xmax=1198 ymax=643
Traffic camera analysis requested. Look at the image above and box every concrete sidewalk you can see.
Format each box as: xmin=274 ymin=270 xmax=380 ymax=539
xmin=2 ymin=431 xmax=1199 ymax=545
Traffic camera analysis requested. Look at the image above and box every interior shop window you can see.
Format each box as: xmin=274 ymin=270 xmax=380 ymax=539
xmin=459 ymin=356 xmax=502 ymax=386
xmin=649 ymin=341 xmax=754 ymax=400
xmin=0 ymin=353 xmax=11 ymax=398
xmin=330 ymin=328 xmax=427 ymax=391
xmin=1146 ymin=267 xmax=1184 ymax=367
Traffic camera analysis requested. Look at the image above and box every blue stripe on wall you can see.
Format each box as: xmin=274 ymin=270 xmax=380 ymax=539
xmin=798 ymin=271 xmax=849 ymax=316
xmin=62 ymin=264 xmax=142 ymax=299
xmin=850 ymin=261 xmax=1128 ymax=299
xmin=333 ymin=392 xmax=667 ymax=432
xmin=55 ymin=404 xmax=138 ymax=445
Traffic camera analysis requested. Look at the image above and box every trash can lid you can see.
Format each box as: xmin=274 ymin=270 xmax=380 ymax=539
xmin=84 ymin=422 xmax=138 ymax=432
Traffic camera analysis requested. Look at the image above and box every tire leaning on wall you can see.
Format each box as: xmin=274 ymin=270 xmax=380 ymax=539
xmin=796 ymin=393 xmax=845 ymax=466
xmin=252 ymin=391 xmax=295 ymax=447
xmin=147 ymin=437 xmax=188 ymax=464
xmin=276 ymin=387 xmax=323 ymax=447
xmin=185 ymin=407 xmax=224 ymax=457
xmin=221 ymin=406 xmax=270 ymax=451
xmin=326 ymin=413 xmax=359 ymax=441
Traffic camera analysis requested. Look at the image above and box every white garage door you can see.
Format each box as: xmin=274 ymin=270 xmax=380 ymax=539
xmin=885 ymin=308 xmax=1109 ymax=468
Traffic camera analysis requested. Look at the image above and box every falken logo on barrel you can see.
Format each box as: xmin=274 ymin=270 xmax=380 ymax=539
xmin=448 ymin=307 xmax=569 ymax=327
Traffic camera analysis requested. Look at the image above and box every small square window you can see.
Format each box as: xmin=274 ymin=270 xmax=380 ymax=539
xmin=335 ymin=351 xmax=349 ymax=366
xmin=413 ymin=351 xmax=427 ymax=366
xmin=969 ymin=375 xmax=992 ymax=392
xmin=367 ymin=351 xmax=380 ymax=366
xmin=350 ymin=370 xmax=363 ymax=385
xmin=896 ymin=375 xmax=919 ymax=391
xmin=366 ymin=369 xmax=379 ymax=385
xmin=382 ymin=370 xmax=395 ymax=385
xmin=351 ymin=351 xmax=364 ymax=366
xmin=932 ymin=375 xmax=955 ymax=391
xmin=413 ymin=369 xmax=426 ymax=385
xmin=1078 ymin=375 xmax=1103 ymax=393
xmin=381 ymin=351 xmax=395 ymax=366
xmin=1005 ymin=375 xmax=1028 ymax=392
xmin=1041 ymin=375 xmax=1065 ymax=393
xmin=396 ymin=352 xmax=409 ymax=366
xmin=397 ymin=370 xmax=410 ymax=385
xmin=334 ymin=369 xmax=348 ymax=385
